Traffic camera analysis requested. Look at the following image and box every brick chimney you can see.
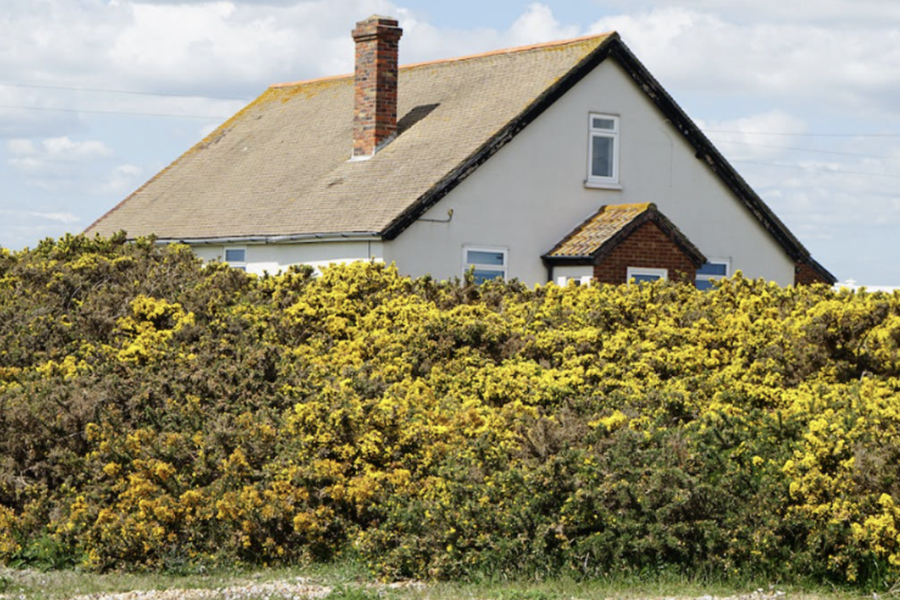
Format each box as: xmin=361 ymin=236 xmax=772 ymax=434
xmin=352 ymin=15 xmax=403 ymax=158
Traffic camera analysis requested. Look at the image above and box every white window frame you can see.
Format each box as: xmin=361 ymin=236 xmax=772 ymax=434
xmin=556 ymin=275 xmax=593 ymax=287
xmin=463 ymin=246 xmax=508 ymax=283
xmin=586 ymin=113 xmax=621 ymax=188
xmin=627 ymin=267 xmax=667 ymax=283
xmin=695 ymin=258 xmax=731 ymax=290
xmin=224 ymin=247 xmax=247 ymax=271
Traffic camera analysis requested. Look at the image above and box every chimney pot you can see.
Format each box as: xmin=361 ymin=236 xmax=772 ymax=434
xmin=352 ymin=15 xmax=403 ymax=158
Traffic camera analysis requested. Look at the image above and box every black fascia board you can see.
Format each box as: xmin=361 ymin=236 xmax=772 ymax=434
xmin=606 ymin=42 xmax=811 ymax=263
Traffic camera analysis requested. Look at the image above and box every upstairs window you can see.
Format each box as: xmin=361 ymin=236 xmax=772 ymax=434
xmin=464 ymin=247 xmax=507 ymax=284
xmin=695 ymin=260 xmax=730 ymax=290
xmin=224 ymin=247 xmax=247 ymax=271
xmin=587 ymin=113 xmax=619 ymax=186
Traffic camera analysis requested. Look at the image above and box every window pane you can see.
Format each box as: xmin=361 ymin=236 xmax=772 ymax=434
xmin=472 ymin=269 xmax=503 ymax=284
xmin=695 ymin=279 xmax=716 ymax=291
xmin=225 ymin=248 xmax=245 ymax=262
xmin=467 ymin=250 xmax=504 ymax=266
xmin=591 ymin=135 xmax=614 ymax=178
xmin=592 ymin=117 xmax=615 ymax=130
xmin=697 ymin=262 xmax=727 ymax=276
xmin=632 ymin=273 xmax=662 ymax=283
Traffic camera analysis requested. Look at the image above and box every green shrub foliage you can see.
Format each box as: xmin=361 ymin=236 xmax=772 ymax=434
xmin=2 ymin=234 xmax=900 ymax=585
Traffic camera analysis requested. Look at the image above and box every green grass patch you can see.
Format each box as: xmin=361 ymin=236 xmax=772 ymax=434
xmin=0 ymin=561 xmax=868 ymax=600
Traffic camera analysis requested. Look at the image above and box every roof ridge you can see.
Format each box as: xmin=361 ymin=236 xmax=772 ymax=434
xmin=270 ymin=31 xmax=616 ymax=90
xmin=605 ymin=202 xmax=654 ymax=211
xmin=400 ymin=31 xmax=616 ymax=71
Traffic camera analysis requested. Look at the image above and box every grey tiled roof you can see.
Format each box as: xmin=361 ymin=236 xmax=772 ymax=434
xmin=87 ymin=34 xmax=615 ymax=240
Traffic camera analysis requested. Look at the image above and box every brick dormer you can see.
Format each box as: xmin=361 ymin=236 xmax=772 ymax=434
xmin=542 ymin=203 xmax=706 ymax=284
xmin=351 ymin=15 xmax=403 ymax=158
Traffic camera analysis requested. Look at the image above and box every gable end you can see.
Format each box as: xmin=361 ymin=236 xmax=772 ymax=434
xmin=381 ymin=35 xmax=835 ymax=285
xmin=380 ymin=34 xmax=620 ymax=240
xmin=607 ymin=43 xmax=835 ymax=284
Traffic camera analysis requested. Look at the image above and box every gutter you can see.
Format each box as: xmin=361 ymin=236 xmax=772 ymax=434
xmin=153 ymin=232 xmax=382 ymax=245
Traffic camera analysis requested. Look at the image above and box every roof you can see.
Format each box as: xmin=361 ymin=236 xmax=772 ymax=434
xmin=85 ymin=30 xmax=835 ymax=283
xmin=86 ymin=33 xmax=616 ymax=241
xmin=543 ymin=203 xmax=706 ymax=266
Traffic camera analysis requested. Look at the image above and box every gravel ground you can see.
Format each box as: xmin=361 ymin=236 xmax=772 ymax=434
xmin=65 ymin=588 xmax=788 ymax=600
xmin=0 ymin=569 xmax=798 ymax=600
xmin=0 ymin=570 xmax=433 ymax=600
xmin=67 ymin=578 xmax=332 ymax=600
xmin=63 ymin=579 xmax=427 ymax=600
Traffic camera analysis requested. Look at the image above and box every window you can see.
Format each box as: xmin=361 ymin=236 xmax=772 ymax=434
xmin=587 ymin=113 xmax=619 ymax=186
xmin=224 ymin=247 xmax=247 ymax=271
xmin=695 ymin=259 xmax=730 ymax=290
xmin=464 ymin=247 xmax=507 ymax=284
xmin=627 ymin=267 xmax=667 ymax=283
xmin=556 ymin=275 xmax=592 ymax=287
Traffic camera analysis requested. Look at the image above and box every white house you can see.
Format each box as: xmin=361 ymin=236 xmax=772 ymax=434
xmin=86 ymin=15 xmax=834 ymax=287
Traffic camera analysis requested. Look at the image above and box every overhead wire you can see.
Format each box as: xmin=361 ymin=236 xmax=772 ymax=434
xmin=703 ymin=129 xmax=900 ymax=179
xmin=731 ymin=160 xmax=900 ymax=180
xmin=0 ymin=79 xmax=246 ymax=119
xmin=0 ymin=80 xmax=248 ymax=102
xmin=0 ymin=104 xmax=231 ymax=119
xmin=703 ymin=139 xmax=900 ymax=161
xmin=2 ymin=81 xmax=899 ymax=180
xmin=703 ymin=129 xmax=900 ymax=138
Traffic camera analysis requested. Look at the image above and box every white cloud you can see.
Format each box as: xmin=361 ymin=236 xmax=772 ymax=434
xmin=7 ymin=139 xmax=36 ymax=155
xmin=29 ymin=211 xmax=81 ymax=224
xmin=96 ymin=164 xmax=143 ymax=195
xmin=0 ymin=208 xmax=83 ymax=250
xmin=0 ymin=85 xmax=83 ymax=138
xmin=8 ymin=136 xmax=113 ymax=174
xmin=592 ymin=0 xmax=900 ymax=26
xmin=6 ymin=136 xmax=115 ymax=191
xmin=586 ymin=6 xmax=900 ymax=115
xmin=505 ymin=3 xmax=580 ymax=46
xmin=700 ymin=110 xmax=808 ymax=161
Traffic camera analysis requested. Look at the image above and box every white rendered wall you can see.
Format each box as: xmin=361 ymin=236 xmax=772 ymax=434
xmin=384 ymin=59 xmax=796 ymax=286
xmin=192 ymin=240 xmax=384 ymax=276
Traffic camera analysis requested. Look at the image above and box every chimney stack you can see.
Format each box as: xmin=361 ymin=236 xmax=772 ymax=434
xmin=352 ymin=15 xmax=403 ymax=158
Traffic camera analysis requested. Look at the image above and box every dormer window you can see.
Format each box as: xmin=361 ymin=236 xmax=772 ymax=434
xmin=586 ymin=113 xmax=620 ymax=188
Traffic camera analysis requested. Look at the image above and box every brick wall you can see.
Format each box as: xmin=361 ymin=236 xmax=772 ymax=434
xmin=352 ymin=16 xmax=403 ymax=157
xmin=794 ymin=261 xmax=831 ymax=286
xmin=593 ymin=220 xmax=698 ymax=284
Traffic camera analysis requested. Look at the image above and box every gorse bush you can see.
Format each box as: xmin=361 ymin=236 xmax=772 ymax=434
xmin=2 ymin=235 xmax=900 ymax=587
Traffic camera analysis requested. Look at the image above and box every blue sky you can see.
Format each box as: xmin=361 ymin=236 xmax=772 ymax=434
xmin=2 ymin=0 xmax=899 ymax=286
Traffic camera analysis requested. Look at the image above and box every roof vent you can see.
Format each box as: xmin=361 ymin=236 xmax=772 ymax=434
xmin=351 ymin=15 xmax=403 ymax=159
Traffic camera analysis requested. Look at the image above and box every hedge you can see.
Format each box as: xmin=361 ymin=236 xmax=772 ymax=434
xmin=1 ymin=234 xmax=899 ymax=587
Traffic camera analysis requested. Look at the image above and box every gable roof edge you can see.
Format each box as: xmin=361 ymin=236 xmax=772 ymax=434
xmin=380 ymin=34 xmax=835 ymax=284
xmin=606 ymin=41 xmax=836 ymax=284
xmin=380 ymin=32 xmax=619 ymax=240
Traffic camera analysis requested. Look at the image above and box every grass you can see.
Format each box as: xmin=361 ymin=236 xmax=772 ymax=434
xmin=0 ymin=561 xmax=872 ymax=600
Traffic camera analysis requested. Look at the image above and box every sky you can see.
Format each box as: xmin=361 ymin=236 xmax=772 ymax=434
xmin=1 ymin=0 xmax=899 ymax=286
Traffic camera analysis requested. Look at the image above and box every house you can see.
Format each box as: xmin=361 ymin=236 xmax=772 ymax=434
xmin=86 ymin=15 xmax=835 ymax=287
